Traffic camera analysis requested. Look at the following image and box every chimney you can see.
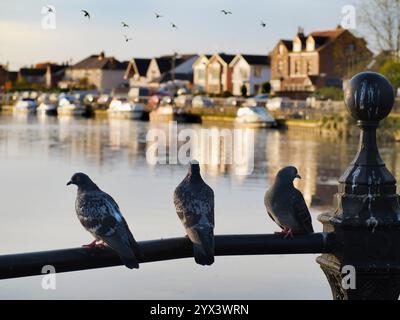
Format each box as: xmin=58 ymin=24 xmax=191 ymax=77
xmin=98 ymin=51 xmax=105 ymax=60
xmin=297 ymin=26 xmax=305 ymax=37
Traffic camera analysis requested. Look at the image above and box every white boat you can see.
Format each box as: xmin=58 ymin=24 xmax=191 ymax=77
xmin=235 ymin=106 xmax=276 ymax=127
xmin=14 ymin=98 xmax=38 ymax=113
xmin=37 ymin=102 xmax=57 ymax=116
xmin=57 ymin=96 xmax=86 ymax=116
xmin=107 ymin=98 xmax=144 ymax=119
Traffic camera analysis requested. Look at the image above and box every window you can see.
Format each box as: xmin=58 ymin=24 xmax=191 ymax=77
xmin=254 ymin=66 xmax=262 ymax=78
xmin=307 ymin=61 xmax=312 ymax=74
xmin=348 ymin=43 xmax=356 ymax=52
xmin=295 ymin=61 xmax=301 ymax=74
xmin=293 ymin=38 xmax=302 ymax=52
xmin=278 ymin=61 xmax=283 ymax=73
xmin=306 ymin=38 xmax=315 ymax=52
xmin=210 ymin=67 xmax=219 ymax=80
xmin=197 ymin=68 xmax=205 ymax=80
xmin=240 ymin=68 xmax=248 ymax=79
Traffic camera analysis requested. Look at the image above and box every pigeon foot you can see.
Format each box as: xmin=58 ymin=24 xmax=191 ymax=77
xmin=275 ymin=228 xmax=294 ymax=238
xmin=94 ymin=241 xmax=107 ymax=248
xmin=82 ymin=239 xmax=97 ymax=248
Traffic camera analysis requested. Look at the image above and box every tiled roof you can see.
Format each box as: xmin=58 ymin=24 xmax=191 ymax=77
xmin=241 ymin=54 xmax=270 ymax=66
xmin=71 ymin=53 xmax=126 ymax=70
xmin=19 ymin=68 xmax=46 ymax=76
xmin=280 ymin=40 xmax=293 ymax=51
xmin=134 ymin=58 xmax=151 ymax=76
xmin=218 ymin=53 xmax=236 ymax=64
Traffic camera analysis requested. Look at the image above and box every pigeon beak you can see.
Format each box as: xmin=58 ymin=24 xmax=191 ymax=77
xmin=66 ymin=181 xmax=73 ymax=186
xmin=296 ymin=174 xmax=302 ymax=179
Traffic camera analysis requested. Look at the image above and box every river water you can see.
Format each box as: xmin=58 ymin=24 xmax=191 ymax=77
xmin=0 ymin=112 xmax=399 ymax=299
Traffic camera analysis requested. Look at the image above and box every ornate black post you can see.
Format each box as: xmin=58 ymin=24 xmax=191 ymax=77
xmin=317 ymin=72 xmax=400 ymax=300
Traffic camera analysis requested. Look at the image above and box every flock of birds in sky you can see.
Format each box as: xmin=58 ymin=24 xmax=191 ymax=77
xmin=44 ymin=6 xmax=267 ymax=43
xmin=67 ymin=163 xmax=313 ymax=269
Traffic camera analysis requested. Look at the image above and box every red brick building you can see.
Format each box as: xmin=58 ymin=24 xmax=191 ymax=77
xmin=270 ymin=26 xmax=372 ymax=99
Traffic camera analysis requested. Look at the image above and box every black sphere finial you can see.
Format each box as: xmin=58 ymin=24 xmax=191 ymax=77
xmin=344 ymin=72 xmax=395 ymax=122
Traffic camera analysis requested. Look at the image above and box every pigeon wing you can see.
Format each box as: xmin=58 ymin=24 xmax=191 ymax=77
xmin=292 ymin=189 xmax=314 ymax=233
xmin=99 ymin=192 xmax=143 ymax=257
xmin=264 ymin=190 xmax=283 ymax=229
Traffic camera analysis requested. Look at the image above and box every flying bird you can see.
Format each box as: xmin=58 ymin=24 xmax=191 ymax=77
xmin=264 ymin=166 xmax=314 ymax=238
xmin=261 ymin=21 xmax=267 ymax=28
xmin=221 ymin=10 xmax=232 ymax=15
xmin=124 ymin=35 xmax=133 ymax=42
xmin=45 ymin=5 xmax=54 ymax=13
xmin=67 ymin=172 xmax=143 ymax=269
xmin=81 ymin=9 xmax=90 ymax=20
xmin=155 ymin=12 xmax=163 ymax=19
xmin=121 ymin=21 xmax=129 ymax=28
xmin=170 ymin=22 xmax=178 ymax=29
xmin=174 ymin=161 xmax=215 ymax=266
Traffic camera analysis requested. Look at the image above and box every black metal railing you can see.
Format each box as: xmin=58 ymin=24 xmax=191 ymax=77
xmin=0 ymin=233 xmax=334 ymax=280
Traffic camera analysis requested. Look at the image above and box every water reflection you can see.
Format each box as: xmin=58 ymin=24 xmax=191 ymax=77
xmin=1 ymin=113 xmax=399 ymax=299
xmin=0 ymin=113 xmax=380 ymax=208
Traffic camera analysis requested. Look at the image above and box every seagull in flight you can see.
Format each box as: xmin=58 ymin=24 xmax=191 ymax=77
xmin=155 ymin=12 xmax=163 ymax=19
xmin=45 ymin=5 xmax=54 ymax=13
xmin=81 ymin=10 xmax=90 ymax=20
xmin=121 ymin=21 xmax=129 ymax=28
xmin=261 ymin=21 xmax=267 ymax=28
xmin=221 ymin=10 xmax=232 ymax=15
xmin=124 ymin=35 xmax=133 ymax=42
xmin=170 ymin=22 xmax=178 ymax=29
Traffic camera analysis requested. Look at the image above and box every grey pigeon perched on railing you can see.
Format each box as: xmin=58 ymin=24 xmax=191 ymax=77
xmin=67 ymin=173 xmax=143 ymax=269
xmin=264 ymin=166 xmax=314 ymax=238
xmin=174 ymin=160 xmax=215 ymax=266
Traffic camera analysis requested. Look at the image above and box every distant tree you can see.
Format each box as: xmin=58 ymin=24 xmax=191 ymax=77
xmin=379 ymin=59 xmax=400 ymax=89
xmin=358 ymin=0 xmax=400 ymax=56
xmin=315 ymin=86 xmax=344 ymax=101
xmin=240 ymin=84 xmax=247 ymax=97
xmin=261 ymin=81 xmax=271 ymax=94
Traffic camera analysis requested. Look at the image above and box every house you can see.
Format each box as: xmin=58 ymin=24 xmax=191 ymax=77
xmin=35 ymin=62 xmax=67 ymax=88
xmin=205 ymin=53 xmax=236 ymax=94
xmin=124 ymin=58 xmax=152 ymax=87
xmin=146 ymin=54 xmax=197 ymax=85
xmin=60 ymin=51 xmax=128 ymax=91
xmin=270 ymin=26 xmax=373 ymax=99
xmin=192 ymin=54 xmax=211 ymax=93
xmin=230 ymin=54 xmax=271 ymax=96
xmin=18 ymin=67 xmax=46 ymax=85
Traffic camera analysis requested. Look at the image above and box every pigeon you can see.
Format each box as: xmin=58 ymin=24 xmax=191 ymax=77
xmin=261 ymin=21 xmax=266 ymax=28
xmin=124 ymin=35 xmax=133 ymax=42
xmin=174 ymin=161 xmax=215 ymax=266
xmin=121 ymin=21 xmax=129 ymax=28
xmin=170 ymin=22 xmax=178 ymax=29
xmin=81 ymin=10 xmax=90 ymax=20
xmin=155 ymin=12 xmax=163 ymax=19
xmin=264 ymin=166 xmax=314 ymax=238
xmin=67 ymin=173 xmax=143 ymax=269
xmin=221 ymin=10 xmax=232 ymax=15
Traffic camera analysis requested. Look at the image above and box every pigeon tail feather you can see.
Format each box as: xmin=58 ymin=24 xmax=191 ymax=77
xmin=129 ymin=234 xmax=144 ymax=258
xmin=120 ymin=254 xmax=139 ymax=269
xmin=193 ymin=244 xmax=214 ymax=266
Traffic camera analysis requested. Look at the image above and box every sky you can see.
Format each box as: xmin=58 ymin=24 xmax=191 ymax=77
xmin=0 ymin=0 xmax=360 ymax=70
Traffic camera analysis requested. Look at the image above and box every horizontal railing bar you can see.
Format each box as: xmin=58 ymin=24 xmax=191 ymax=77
xmin=0 ymin=233 xmax=335 ymax=280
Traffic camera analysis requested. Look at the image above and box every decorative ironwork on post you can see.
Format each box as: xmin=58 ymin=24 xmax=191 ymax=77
xmin=317 ymin=72 xmax=400 ymax=300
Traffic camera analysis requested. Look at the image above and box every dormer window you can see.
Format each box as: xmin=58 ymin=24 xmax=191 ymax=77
xmin=306 ymin=37 xmax=315 ymax=51
xmin=279 ymin=44 xmax=285 ymax=55
xmin=293 ymin=37 xmax=302 ymax=52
